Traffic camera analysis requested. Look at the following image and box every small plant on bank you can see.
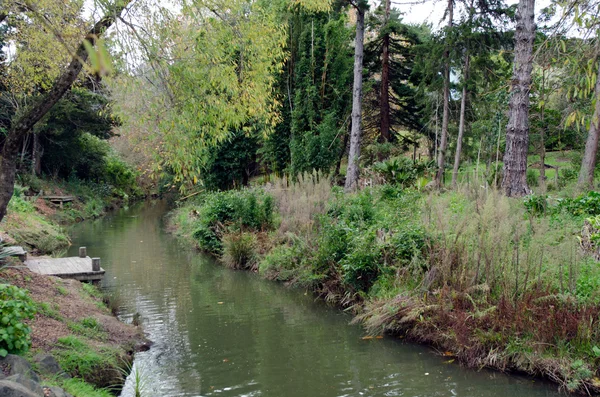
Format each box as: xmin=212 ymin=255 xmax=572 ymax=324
xmin=0 ymin=284 xmax=36 ymax=357
xmin=523 ymin=194 xmax=547 ymax=216
xmin=222 ymin=232 xmax=257 ymax=270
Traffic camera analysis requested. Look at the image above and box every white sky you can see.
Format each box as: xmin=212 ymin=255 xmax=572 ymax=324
xmin=394 ymin=0 xmax=553 ymax=29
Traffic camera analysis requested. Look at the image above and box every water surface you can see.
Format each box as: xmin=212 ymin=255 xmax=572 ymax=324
xmin=67 ymin=201 xmax=561 ymax=397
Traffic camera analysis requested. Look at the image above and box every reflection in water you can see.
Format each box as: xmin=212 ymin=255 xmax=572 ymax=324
xmin=67 ymin=201 xmax=561 ymax=397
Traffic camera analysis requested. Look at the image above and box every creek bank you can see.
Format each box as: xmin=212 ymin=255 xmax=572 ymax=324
xmin=1 ymin=266 xmax=148 ymax=396
xmin=0 ymin=353 xmax=71 ymax=397
xmin=168 ymin=184 xmax=600 ymax=395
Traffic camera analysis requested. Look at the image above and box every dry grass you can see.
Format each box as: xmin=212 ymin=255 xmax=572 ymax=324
xmin=265 ymin=172 xmax=332 ymax=240
xmin=422 ymin=186 xmax=583 ymax=300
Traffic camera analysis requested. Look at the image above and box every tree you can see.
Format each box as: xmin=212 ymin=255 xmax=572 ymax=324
xmin=0 ymin=0 xmax=132 ymax=223
xmin=502 ymin=0 xmax=535 ymax=197
xmin=345 ymin=0 xmax=369 ymax=192
xmin=363 ymin=3 xmax=424 ymax=142
xmin=434 ymin=0 xmax=454 ymax=188
xmin=578 ymin=53 xmax=600 ymax=188
xmin=380 ymin=0 xmax=392 ymax=142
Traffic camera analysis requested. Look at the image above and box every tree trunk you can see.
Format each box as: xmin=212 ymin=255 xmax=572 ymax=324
xmin=32 ymin=133 xmax=42 ymax=176
xmin=578 ymin=59 xmax=600 ymax=188
xmin=451 ymin=52 xmax=470 ymax=188
xmin=434 ymin=0 xmax=453 ymax=188
xmin=344 ymin=4 xmax=366 ymax=192
xmin=0 ymin=2 xmax=131 ymax=222
xmin=502 ymin=0 xmax=535 ymax=197
xmin=380 ymin=0 xmax=391 ymax=142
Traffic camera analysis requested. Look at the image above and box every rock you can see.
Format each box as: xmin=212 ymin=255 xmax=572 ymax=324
xmin=0 ymin=380 xmax=40 ymax=397
xmin=45 ymin=386 xmax=74 ymax=397
xmin=0 ymin=355 xmax=40 ymax=383
xmin=5 ymin=374 xmax=44 ymax=395
xmin=33 ymin=355 xmax=65 ymax=378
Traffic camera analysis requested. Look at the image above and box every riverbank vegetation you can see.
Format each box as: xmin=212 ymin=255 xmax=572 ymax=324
xmin=5 ymin=0 xmax=600 ymax=394
xmin=0 ymin=267 xmax=145 ymax=396
xmin=171 ymin=174 xmax=600 ymax=392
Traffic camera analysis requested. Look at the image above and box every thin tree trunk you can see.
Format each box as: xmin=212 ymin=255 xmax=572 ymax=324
xmin=537 ymin=67 xmax=547 ymax=188
xmin=452 ymin=52 xmax=470 ymax=188
xmin=502 ymin=0 xmax=535 ymax=197
xmin=435 ymin=0 xmax=453 ymax=188
xmin=380 ymin=0 xmax=391 ymax=142
xmin=578 ymin=58 xmax=600 ymax=188
xmin=0 ymin=2 xmax=131 ymax=222
xmin=32 ymin=133 xmax=41 ymax=176
xmin=344 ymin=4 xmax=366 ymax=192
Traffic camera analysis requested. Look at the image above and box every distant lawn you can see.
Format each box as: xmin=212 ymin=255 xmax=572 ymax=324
xmin=446 ymin=150 xmax=577 ymax=187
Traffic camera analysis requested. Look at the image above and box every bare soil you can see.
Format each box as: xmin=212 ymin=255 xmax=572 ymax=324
xmin=1 ymin=268 xmax=145 ymax=352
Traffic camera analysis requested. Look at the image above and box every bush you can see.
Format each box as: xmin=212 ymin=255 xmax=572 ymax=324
xmin=524 ymin=194 xmax=547 ymax=216
xmin=183 ymin=189 xmax=275 ymax=254
xmin=373 ymin=157 xmax=434 ymax=187
xmin=259 ymin=239 xmax=310 ymax=282
xmin=0 ymin=284 xmax=36 ymax=357
xmin=221 ymin=232 xmax=257 ymax=269
xmin=526 ymin=168 xmax=538 ymax=187
xmin=340 ymin=232 xmax=382 ymax=293
xmin=558 ymin=191 xmax=600 ymax=216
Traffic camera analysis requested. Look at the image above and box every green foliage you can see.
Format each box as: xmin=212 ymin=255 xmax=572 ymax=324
xmin=287 ymin=8 xmax=353 ymax=175
xmin=526 ymin=168 xmax=538 ymax=187
xmin=259 ymin=239 xmax=311 ymax=282
xmin=222 ymin=232 xmax=257 ymax=269
xmin=373 ymin=157 xmax=432 ymax=187
xmin=36 ymin=302 xmax=62 ymax=321
xmin=340 ymin=232 xmax=382 ymax=293
xmin=557 ymin=191 xmax=600 ymax=216
xmin=7 ymin=185 xmax=35 ymax=214
xmin=59 ymin=378 xmax=114 ymax=397
xmin=67 ymin=317 xmax=105 ymax=340
xmin=203 ymin=131 xmax=259 ymax=190
xmin=574 ymin=258 xmax=600 ymax=304
xmin=39 ymin=88 xmax=117 ymax=180
xmin=524 ymin=194 xmax=548 ymax=216
xmin=0 ymin=284 xmax=36 ymax=357
xmin=82 ymin=283 xmax=103 ymax=299
xmin=54 ymin=336 xmax=119 ymax=382
xmin=185 ymin=189 xmax=275 ymax=254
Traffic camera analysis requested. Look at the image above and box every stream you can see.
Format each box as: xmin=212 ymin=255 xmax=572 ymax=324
xmin=66 ymin=200 xmax=562 ymax=397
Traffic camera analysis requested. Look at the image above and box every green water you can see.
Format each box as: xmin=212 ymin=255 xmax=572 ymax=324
xmin=66 ymin=201 xmax=562 ymax=397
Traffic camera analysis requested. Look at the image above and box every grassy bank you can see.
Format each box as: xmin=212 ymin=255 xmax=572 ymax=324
xmin=170 ymin=174 xmax=600 ymax=394
xmin=0 ymin=176 xmax=145 ymax=255
xmin=0 ymin=267 xmax=146 ymax=396
xmin=0 ymin=175 xmax=147 ymax=396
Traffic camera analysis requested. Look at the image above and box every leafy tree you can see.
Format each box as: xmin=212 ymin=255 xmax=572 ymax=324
xmin=0 ymin=0 xmax=131 ymax=222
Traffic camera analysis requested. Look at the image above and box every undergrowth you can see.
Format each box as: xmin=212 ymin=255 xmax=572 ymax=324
xmin=170 ymin=179 xmax=600 ymax=393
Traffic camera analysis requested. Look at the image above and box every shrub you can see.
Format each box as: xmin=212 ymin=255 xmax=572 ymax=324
xmin=524 ymin=194 xmax=547 ymax=216
xmin=259 ymin=239 xmax=308 ymax=282
xmin=221 ymin=232 xmax=257 ymax=269
xmin=373 ymin=157 xmax=434 ymax=187
xmin=0 ymin=284 xmax=36 ymax=357
xmin=390 ymin=228 xmax=426 ymax=265
xmin=526 ymin=168 xmax=538 ymax=187
xmin=185 ymin=189 xmax=275 ymax=253
xmin=192 ymin=225 xmax=222 ymax=254
xmin=558 ymin=191 xmax=600 ymax=216
xmin=341 ymin=233 xmax=382 ymax=293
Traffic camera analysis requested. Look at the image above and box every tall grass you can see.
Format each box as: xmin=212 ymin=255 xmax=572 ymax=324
xmin=267 ymin=172 xmax=331 ymax=239
xmin=422 ymin=186 xmax=591 ymax=301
